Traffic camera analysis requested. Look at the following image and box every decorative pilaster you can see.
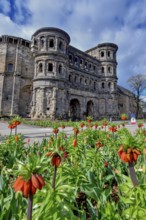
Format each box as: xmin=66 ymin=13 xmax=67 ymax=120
xmin=51 ymin=87 xmax=57 ymax=119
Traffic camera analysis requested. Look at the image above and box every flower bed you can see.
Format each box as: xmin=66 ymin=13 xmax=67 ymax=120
xmin=0 ymin=121 xmax=146 ymax=219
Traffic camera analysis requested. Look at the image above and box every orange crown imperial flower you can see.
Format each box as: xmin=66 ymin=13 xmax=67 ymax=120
xmin=118 ymin=145 xmax=140 ymax=164
xmin=109 ymin=125 xmax=117 ymax=133
xmin=51 ymin=153 xmax=61 ymax=167
xmin=13 ymin=174 xmax=45 ymax=197
xmin=8 ymin=123 xmax=16 ymax=129
xmin=96 ymin=141 xmax=103 ymax=148
xmin=138 ymin=123 xmax=144 ymax=128
xmin=52 ymin=128 xmax=59 ymax=134
xmin=73 ymin=127 xmax=79 ymax=135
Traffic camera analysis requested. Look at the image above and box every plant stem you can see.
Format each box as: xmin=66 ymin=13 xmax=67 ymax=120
xmin=52 ymin=166 xmax=57 ymax=190
xmin=55 ymin=133 xmax=57 ymax=139
xmin=27 ymin=193 xmax=33 ymax=220
xmin=128 ymin=162 xmax=139 ymax=186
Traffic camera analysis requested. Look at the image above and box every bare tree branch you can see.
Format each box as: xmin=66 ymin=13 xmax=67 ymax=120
xmin=127 ymin=74 xmax=146 ymax=118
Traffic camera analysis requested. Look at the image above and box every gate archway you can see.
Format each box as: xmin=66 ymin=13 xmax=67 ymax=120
xmin=86 ymin=100 xmax=94 ymax=117
xmin=69 ymin=99 xmax=80 ymax=120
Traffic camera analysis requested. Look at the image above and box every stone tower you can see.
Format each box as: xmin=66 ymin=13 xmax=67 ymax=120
xmin=30 ymin=27 xmax=70 ymax=118
xmin=0 ymin=35 xmax=33 ymax=116
xmin=86 ymin=43 xmax=118 ymax=117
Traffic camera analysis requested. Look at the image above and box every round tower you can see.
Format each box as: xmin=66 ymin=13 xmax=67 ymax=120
xmin=97 ymin=43 xmax=118 ymax=117
xmin=97 ymin=43 xmax=118 ymax=92
xmin=30 ymin=27 xmax=70 ymax=118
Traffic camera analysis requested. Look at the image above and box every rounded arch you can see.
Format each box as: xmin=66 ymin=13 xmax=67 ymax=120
xmin=69 ymin=99 xmax=80 ymax=120
xmin=19 ymin=85 xmax=32 ymax=116
xmin=86 ymin=100 xmax=94 ymax=117
xmin=101 ymin=67 xmax=105 ymax=73
xmin=38 ymin=63 xmax=43 ymax=72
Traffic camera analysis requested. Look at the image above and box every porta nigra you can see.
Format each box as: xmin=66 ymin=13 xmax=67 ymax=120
xmin=0 ymin=27 xmax=136 ymax=120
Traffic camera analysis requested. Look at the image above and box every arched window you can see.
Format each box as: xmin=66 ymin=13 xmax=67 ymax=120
xmin=108 ymin=82 xmax=111 ymax=88
xmin=80 ymin=59 xmax=83 ymax=66
xmin=89 ymin=64 xmax=91 ymax=69
xmin=80 ymin=78 xmax=82 ymax=84
xmin=38 ymin=63 xmax=43 ymax=72
xmin=49 ymin=39 xmax=54 ymax=48
xmin=69 ymin=55 xmax=73 ymax=63
xmin=85 ymin=79 xmax=87 ymax=85
xmin=102 ymin=67 xmax=105 ymax=73
xmin=69 ymin=75 xmax=71 ymax=82
xmin=40 ymin=37 xmax=45 ymax=48
xmin=34 ymin=39 xmax=37 ymax=46
xmin=102 ymin=82 xmax=105 ymax=88
xmin=108 ymin=67 xmax=111 ymax=73
xmin=101 ymin=51 xmax=104 ymax=57
xmin=59 ymin=64 xmax=62 ymax=73
xmin=107 ymin=51 xmax=110 ymax=57
xmin=7 ymin=63 xmax=13 ymax=72
xmin=59 ymin=41 xmax=63 ymax=50
xmin=85 ymin=62 xmax=88 ymax=68
xmin=9 ymin=38 xmax=13 ymax=43
xmin=74 ymin=57 xmax=78 ymax=65
xmin=93 ymin=66 xmax=96 ymax=72
xmin=48 ymin=63 xmax=53 ymax=72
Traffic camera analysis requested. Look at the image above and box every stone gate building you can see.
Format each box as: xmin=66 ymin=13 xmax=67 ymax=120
xmin=0 ymin=27 xmax=136 ymax=120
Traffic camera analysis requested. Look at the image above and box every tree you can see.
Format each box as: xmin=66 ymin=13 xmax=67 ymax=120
xmin=127 ymin=74 xmax=146 ymax=118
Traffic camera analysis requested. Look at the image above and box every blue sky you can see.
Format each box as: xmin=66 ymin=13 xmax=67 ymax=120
xmin=0 ymin=0 xmax=146 ymax=95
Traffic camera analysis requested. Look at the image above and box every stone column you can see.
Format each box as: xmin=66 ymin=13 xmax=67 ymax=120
xmin=0 ymin=74 xmax=4 ymax=115
xmin=0 ymin=42 xmax=7 ymax=115
xmin=10 ymin=44 xmax=19 ymax=115
xmin=61 ymin=89 xmax=66 ymax=118
xmin=39 ymin=87 xmax=46 ymax=117
xmin=51 ymin=87 xmax=57 ymax=119
xmin=55 ymin=37 xmax=58 ymax=50
xmin=44 ymin=37 xmax=47 ymax=51
xmin=30 ymin=88 xmax=36 ymax=117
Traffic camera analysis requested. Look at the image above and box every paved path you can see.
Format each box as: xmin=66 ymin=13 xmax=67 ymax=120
xmin=0 ymin=121 xmax=73 ymax=144
xmin=0 ymin=121 xmax=146 ymax=144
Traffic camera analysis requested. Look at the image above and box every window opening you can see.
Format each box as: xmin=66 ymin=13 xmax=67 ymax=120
xmin=108 ymin=67 xmax=111 ymax=73
xmin=69 ymin=75 xmax=71 ymax=82
xmin=102 ymin=67 xmax=104 ymax=73
xmin=59 ymin=41 xmax=63 ymax=50
xmin=40 ymin=37 xmax=44 ymax=48
xmin=49 ymin=39 xmax=54 ymax=48
xmin=59 ymin=64 xmax=62 ymax=73
xmin=48 ymin=63 xmax=53 ymax=72
xmin=69 ymin=55 xmax=72 ymax=63
xmin=39 ymin=63 xmax=43 ymax=72
xmin=101 ymin=51 xmax=104 ymax=57
xmin=7 ymin=63 xmax=13 ymax=72
xmin=108 ymin=51 xmax=110 ymax=57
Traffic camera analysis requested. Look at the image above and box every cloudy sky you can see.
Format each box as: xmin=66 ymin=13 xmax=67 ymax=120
xmin=0 ymin=0 xmax=146 ymax=93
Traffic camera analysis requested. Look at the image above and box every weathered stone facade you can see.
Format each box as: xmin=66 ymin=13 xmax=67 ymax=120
xmin=0 ymin=27 xmax=136 ymax=119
